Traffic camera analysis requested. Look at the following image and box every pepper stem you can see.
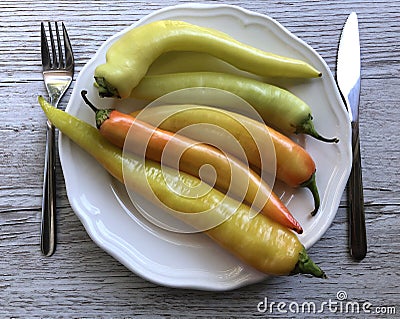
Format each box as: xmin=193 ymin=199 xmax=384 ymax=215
xmin=291 ymin=246 xmax=327 ymax=278
xmin=301 ymin=172 xmax=321 ymax=216
xmin=296 ymin=115 xmax=339 ymax=143
xmin=81 ymin=90 xmax=112 ymax=129
xmin=94 ymin=77 xmax=120 ymax=98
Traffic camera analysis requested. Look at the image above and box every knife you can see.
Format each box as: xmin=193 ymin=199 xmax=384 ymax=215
xmin=336 ymin=12 xmax=367 ymax=260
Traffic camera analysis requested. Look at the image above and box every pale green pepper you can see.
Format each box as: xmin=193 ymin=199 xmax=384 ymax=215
xmin=129 ymin=71 xmax=338 ymax=143
xmin=94 ymin=20 xmax=321 ymax=98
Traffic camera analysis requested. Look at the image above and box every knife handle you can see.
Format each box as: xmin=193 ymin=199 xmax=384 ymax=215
xmin=348 ymin=123 xmax=367 ymax=260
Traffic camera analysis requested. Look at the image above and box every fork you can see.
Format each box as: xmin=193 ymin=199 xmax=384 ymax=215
xmin=40 ymin=22 xmax=74 ymax=256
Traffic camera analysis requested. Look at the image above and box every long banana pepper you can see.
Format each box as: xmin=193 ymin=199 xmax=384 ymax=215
xmin=38 ymin=96 xmax=325 ymax=278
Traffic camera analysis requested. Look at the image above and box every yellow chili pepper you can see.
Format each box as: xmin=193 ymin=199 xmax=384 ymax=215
xmin=38 ymin=96 xmax=326 ymax=278
xmin=94 ymin=20 xmax=322 ymax=99
xmin=81 ymin=90 xmax=303 ymax=233
xmin=132 ymin=105 xmax=321 ymax=215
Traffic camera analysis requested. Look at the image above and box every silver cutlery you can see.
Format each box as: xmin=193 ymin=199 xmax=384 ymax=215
xmin=336 ymin=12 xmax=367 ymax=260
xmin=40 ymin=22 xmax=74 ymax=256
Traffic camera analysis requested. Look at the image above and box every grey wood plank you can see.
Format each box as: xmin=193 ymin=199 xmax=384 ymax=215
xmin=0 ymin=0 xmax=399 ymax=318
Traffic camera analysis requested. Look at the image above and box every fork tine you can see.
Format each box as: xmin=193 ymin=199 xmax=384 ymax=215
xmin=48 ymin=22 xmax=57 ymax=68
xmin=40 ymin=22 xmax=51 ymax=70
xmin=62 ymin=22 xmax=74 ymax=72
xmin=55 ymin=22 xmax=64 ymax=68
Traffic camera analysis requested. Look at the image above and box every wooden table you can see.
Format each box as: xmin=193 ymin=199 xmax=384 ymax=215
xmin=1 ymin=0 xmax=399 ymax=318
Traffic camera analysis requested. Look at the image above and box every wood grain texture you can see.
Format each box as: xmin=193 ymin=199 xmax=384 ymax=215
xmin=1 ymin=0 xmax=399 ymax=318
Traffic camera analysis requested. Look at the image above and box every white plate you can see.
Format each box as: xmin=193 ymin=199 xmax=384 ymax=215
xmin=59 ymin=3 xmax=352 ymax=291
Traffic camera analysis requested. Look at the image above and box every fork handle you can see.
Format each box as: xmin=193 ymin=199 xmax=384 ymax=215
xmin=41 ymin=119 xmax=57 ymax=256
xmin=348 ymin=123 xmax=367 ymax=260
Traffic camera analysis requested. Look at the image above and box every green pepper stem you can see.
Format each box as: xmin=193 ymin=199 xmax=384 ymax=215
xmin=301 ymin=172 xmax=321 ymax=216
xmin=81 ymin=90 xmax=112 ymax=129
xmin=291 ymin=246 xmax=327 ymax=278
xmin=94 ymin=77 xmax=120 ymax=98
xmin=296 ymin=115 xmax=339 ymax=143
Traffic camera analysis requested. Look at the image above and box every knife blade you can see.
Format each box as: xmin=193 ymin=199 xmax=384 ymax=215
xmin=336 ymin=12 xmax=367 ymax=260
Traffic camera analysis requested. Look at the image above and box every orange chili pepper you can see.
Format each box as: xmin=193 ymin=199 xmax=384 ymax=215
xmin=81 ymin=90 xmax=303 ymax=233
xmin=130 ymin=105 xmax=320 ymax=215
